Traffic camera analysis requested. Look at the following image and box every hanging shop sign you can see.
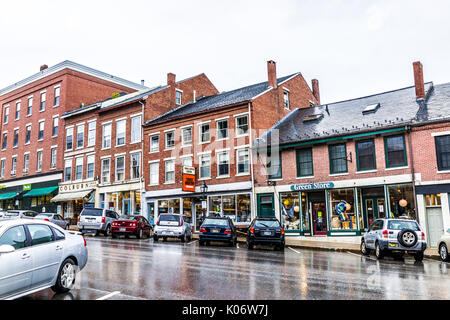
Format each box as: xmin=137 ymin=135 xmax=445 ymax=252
xmin=23 ymin=184 xmax=32 ymax=191
xmin=182 ymin=166 xmax=196 ymax=192
xmin=59 ymin=181 xmax=98 ymax=193
xmin=291 ymin=182 xmax=334 ymax=191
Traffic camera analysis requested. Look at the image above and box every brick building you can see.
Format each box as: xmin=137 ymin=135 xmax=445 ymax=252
xmin=53 ymin=72 xmax=218 ymax=220
xmin=0 ymin=61 xmax=146 ymax=213
xmin=142 ymin=61 xmax=319 ymax=231
xmin=254 ymin=62 xmax=450 ymax=248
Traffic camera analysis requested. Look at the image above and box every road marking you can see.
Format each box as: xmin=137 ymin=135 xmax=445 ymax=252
xmin=288 ymin=247 xmax=301 ymax=254
xmin=346 ymin=251 xmax=361 ymax=257
xmin=96 ymin=291 xmax=121 ymax=300
xmin=236 ymin=243 xmax=239 ymax=248
xmin=187 ymin=240 xmax=198 ymax=245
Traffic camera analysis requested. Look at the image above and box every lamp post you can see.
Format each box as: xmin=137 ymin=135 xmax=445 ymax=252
xmin=200 ymin=182 xmax=208 ymax=221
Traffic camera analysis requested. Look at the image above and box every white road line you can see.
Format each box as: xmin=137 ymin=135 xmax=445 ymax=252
xmin=96 ymin=291 xmax=121 ymax=300
xmin=288 ymin=247 xmax=301 ymax=254
xmin=236 ymin=243 xmax=239 ymax=248
xmin=187 ymin=240 xmax=198 ymax=245
xmin=346 ymin=251 xmax=362 ymax=257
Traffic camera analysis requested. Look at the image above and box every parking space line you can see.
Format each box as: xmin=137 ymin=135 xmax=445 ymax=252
xmin=187 ymin=240 xmax=198 ymax=245
xmin=288 ymin=247 xmax=301 ymax=254
xmin=96 ymin=291 xmax=121 ymax=300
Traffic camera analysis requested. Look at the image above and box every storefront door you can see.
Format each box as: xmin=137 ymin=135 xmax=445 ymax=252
xmin=194 ymin=203 xmax=204 ymax=232
xmin=363 ymin=197 xmax=385 ymax=228
xmin=311 ymin=201 xmax=327 ymax=235
xmin=426 ymin=207 xmax=444 ymax=248
xmin=147 ymin=203 xmax=155 ymax=226
xmin=257 ymin=194 xmax=275 ymax=218
xmin=123 ymin=199 xmax=131 ymax=215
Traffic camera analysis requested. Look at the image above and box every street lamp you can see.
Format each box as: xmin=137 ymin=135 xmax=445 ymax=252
xmin=200 ymin=182 xmax=208 ymax=220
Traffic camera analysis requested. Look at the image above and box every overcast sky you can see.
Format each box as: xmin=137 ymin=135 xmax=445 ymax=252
xmin=1 ymin=0 xmax=450 ymax=104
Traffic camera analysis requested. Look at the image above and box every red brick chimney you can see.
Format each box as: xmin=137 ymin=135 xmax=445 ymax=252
xmin=267 ymin=60 xmax=277 ymax=89
xmin=167 ymin=73 xmax=176 ymax=87
xmin=311 ymin=79 xmax=320 ymax=105
xmin=40 ymin=64 xmax=48 ymax=71
xmin=413 ymin=61 xmax=425 ymax=100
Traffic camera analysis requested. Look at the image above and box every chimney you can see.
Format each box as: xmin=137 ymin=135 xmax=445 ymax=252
xmin=413 ymin=61 xmax=425 ymax=100
xmin=311 ymin=79 xmax=320 ymax=105
xmin=167 ymin=73 xmax=176 ymax=87
xmin=267 ymin=60 xmax=277 ymax=89
xmin=40 ymin=64 xmax=48 ymax=72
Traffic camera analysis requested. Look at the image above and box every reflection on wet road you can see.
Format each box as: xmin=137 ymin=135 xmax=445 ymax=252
xmin=22 ymin=236 xmax=450 ymax=300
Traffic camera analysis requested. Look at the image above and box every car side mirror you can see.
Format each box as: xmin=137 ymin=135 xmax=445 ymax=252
xmin=0 ymin=244 xmax=15 ymax=254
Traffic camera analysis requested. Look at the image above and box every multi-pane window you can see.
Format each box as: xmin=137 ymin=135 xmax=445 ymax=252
xmin=2 ymin=132 xmax=7 ymax=150
xmin=267 ymin=147 xmax=282 ymax=179
xmin=149 ymin=162 xmax=159 ymax=185
xmin=86 ymin=155 xmax=95 ymax=179
xmin=23 ymin=154 xmax=29 ymax=173
xmin=115 ymin=156 xmax=125 ymax=181
xmin=77 ymin=124 xmax=84 ymax=148
xmin=40 ymin=92 xmax=46 ymax=111
xmin=237 ymin=149 xmax=249 ymax=174
xmin=283 ymin=90 xmax=290 ymax=109
xmin=131 ymin=115 xmax=141 ymax=143
xmin=66 ymin=127 xmax=73 ymax=150
xmin=236 ymin=115 xmax=249 ymax=136
xmin=329 ymin=144 xmax=348 ymax=174
xmin=199 ymin=154 xmax=211 ymax=178
xmin=102 ymin=123 xmax=112 ymax=149
xmin=4 ymin=106 xmax=9 ymax=123
xmin=11 ymin=157 xmax=17 ymax=175
xmin=150 ymin=134 xmax=159 ymax=152
xmin=101 ymin=158 xmax=111 ymax=183
xmin=217 ymin=151 xmax=229 ymax=176
xmin=116 ymin=119 xmax=126 ymax=146
xmin=165 ymin=159 xmax=175 ymax=183
xmin=435 ymin=135 xmax=450 ymax=171
xmin=0 ymin=159 xmax=5 ymax=177
xmin=176 ymin=90 xmax=182 ymax=105
xmin=181 ymin=127 xmax=192 ymax=146
xmin=54 ymin=87 xmax=60 ymax=106
xmin=384 ymin=135 xmax=407 ymax=168
xmin=356 ymin=139 xmax=376 ymax=171
xmin=200 ymin=123 xmax=210 ymax=143
xmin=52 ymin=116 xmax=58 ymax=137
xmin=38 ymin=121 xmax=44 ymax=140
xmin=130 ymin=152 xmax=141 ymax=179
xmin=296 ymin=148 xmax=313 ymax=177
xmin=165 ymin=131 xmax=175 ymax=149
xmin=25 ymin=125 xmax=31 ymax=144
xmin=15 ymin=102 xmax=20 ymax=120
xmin=13 ymin=129 xmax=18 ymax=148
xmin=87 ymin=121 xmax=96 ymax=146
xmin=64 ymin=159 xmax=72 ymax=181
xmin=181 ymin=156 xmax=192 ymax=167
xmin=50 ymin=148 xmax=57 ymax=169
xmin=75 ymin=157 xmax=83 ymax=180
xmin=27 ymin=97 xmax=32 ymax=116
xmin=217 ymin=120 xmax=228 ymax=140
xmin=36 ymin=151 xmax=42 ymax=172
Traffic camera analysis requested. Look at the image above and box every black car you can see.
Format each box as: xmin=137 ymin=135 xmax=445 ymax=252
xmin=199 ymin=216 xmax=237 ymax=247
xmin=246 ymin=217 xmax=285 ymax=250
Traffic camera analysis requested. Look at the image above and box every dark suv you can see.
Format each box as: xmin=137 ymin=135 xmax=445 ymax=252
xmin=246 ymin=217 xmax=285 ymax=251
xmin=199 ymin=216 xmax=237 ymax=247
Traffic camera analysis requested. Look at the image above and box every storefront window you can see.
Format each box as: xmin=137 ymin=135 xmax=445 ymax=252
xmin=280 ymin=192 xmax=301 ymax=231
xmin=222 ymin=195 xmax=236 ymax=220
xmin=425 ymin=194 xmax=441 ymax=207
xmin=108 ymin=193 xmax=117 ymax=211
xmin=158 ymin=200 xmax=169 ymax=214
xmin=301 ymin=192 xmax=310 ymax=232
xmin=209 ymin=196 xmax=221 ymax=217
xmin=183 ymin=198 xmax=193 ymax=223
xmin=135 ymin=192 xmax=141 ymax=214
xmin=329 ymin=188 xmax=357 ymax=230
xmin=168 ymin=199 xmax=180 ymax=214
xmin=387 ymin=184 xmax=415 ymax=219
xmin=237 ymin=194 xmax=251 ymax=223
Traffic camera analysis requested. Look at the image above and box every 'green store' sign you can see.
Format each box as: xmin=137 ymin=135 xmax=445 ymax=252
xmin=291 ymin=182 xmax=334 ymax=191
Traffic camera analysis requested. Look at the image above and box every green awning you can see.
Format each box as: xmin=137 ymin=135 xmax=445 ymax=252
xmin=0 ymin=192 xmax=17 ymax=200
xmin=23 ymin=186 xmax=59 ymax=198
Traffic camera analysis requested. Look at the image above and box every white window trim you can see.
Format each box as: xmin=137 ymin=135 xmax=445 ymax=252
xmin=199 ymin=154 xmax=211 ymax=179
xmin=181 ymin=127 xmax=193 ymax=147
xmin=216 ymin=150 xmax=230 ymax=178
xmin=149 ymin=134 xmax=160 ymax=153
xmin=164 ymin=159 xmax=175 ymax=184
xmin=198 ymin=122 xmax=211 ymax=144
xmin=149 ymin=161 xmax=159 ymax=186
xmin=235 ymin=114 xmax=249 ymax=138
xmin=74 ymin=156 xmax=84 ymax=181
xmin=115 ymin=155 xmax=126 ymax=182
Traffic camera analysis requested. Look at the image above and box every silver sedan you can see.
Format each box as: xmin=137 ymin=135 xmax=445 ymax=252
xmin=0 ymin=219 xmax=88 ymax=300
xmin=34 ymin=213 xmax=70 ymax=230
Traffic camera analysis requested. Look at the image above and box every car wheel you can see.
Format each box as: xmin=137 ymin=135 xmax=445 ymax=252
xmin=361 ymin=240 xmax=370 ymax=256
xmin=279 ymin=244 xmax=285 ymax=251
xmin=414 ymin=251 xmax=424 ymax=262
xmin=440 ymin=243 xmax=449 ymax=262
xmin=375 ymin=242 xmax=384 ymax=260
xmin=199 ymin=240 xmax=205 ymax=246
xmin=153 ymin=235 xmax=158 ymax=242
xmin=51 ymin=258 xmax=76 ymax=294
xmin=65 ymin=224 xmax=69 ymax=230
xmin=103 ymin=225 xmax=111 ymax=237
xmin=137 ymin=229 xmax=143 ymax=239
xmin=229 ymin=238 xmax=236 ymax=247
xmin=247 ymin=241 xmax=254 ymax=250
xmin=112 ymin=233 xmax=117 ymax=239
xmin=181 ymin=233 xmax=186 ymax=243
xmin=163 ymin=237 xmax=168 ymax=242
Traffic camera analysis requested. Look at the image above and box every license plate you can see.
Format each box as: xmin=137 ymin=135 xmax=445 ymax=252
xmin=162 ymin=231 xmax=172 ymax=236
xmin=84 ymin=229 xmax=97 ymax=233
xmin=263 ymin=231 xmax=272 ymax=236
xmin=212 ymin=229 xmax=219 ymax=233
xmin=120 ymin=228 xmax=126 ymax=232
xmin=389 ymin=243 xmax=398 ymax=248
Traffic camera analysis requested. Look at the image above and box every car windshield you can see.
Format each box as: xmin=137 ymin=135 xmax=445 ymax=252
xmin=121 ymin=216 xmax=139 ymax=220
xmin=388 ymin=220 xmax=420 ymax=231
xmin=203 ymin=218 xmax=228 ymax=226
xmin=159 ymin=215 xmax=180 ymax=221
xmin=81 ymin=209 xmax=103 ymax=216
xmin=35 ymin=214 xmax=52 ymax=218
xmin=255 ymin=220 xmax=280 ymax=228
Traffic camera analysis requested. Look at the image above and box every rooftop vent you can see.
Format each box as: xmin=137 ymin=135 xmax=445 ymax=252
xmin=362 ymin=103 xmax=380 ymax=114
xmin=303 ymin=113 xmax=324 ymax=122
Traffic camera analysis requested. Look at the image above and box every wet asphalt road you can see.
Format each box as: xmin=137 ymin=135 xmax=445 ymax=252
xmin=20 ymin=235 xmax=450 ymax=300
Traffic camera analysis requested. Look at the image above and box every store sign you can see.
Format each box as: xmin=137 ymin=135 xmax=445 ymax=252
xmin=182 ymin=166 xmax=196 ymax=192
xmin=0 ymin=185 xmax=5 ymax=190
xmin=291 ymin=182 xmax=335 ymax=191
xmin=23 ymin=184 xmax=31 ymax=191
xmin=59 ymin=181 xmax=97 ymax=193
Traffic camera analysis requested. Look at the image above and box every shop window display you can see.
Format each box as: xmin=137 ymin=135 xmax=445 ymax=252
xmin=158 ymin=199 xmax=180 ymax=214
xmin=222 ymin=195 xmax=236 ymax=220
xmin=329 ymin=188 xmax=359 ymax=230
xmin=207 ymin=194 xmax=252 ymax=223
xmin=183 ymin=198 xmax=193 ymax=223
xmin=208 ymin=196 xmax=221 ymax=217
xmin=237 ymin=194 xmax=251 ymax=223
xmin=387 ymin=184 xmax=415 ymax=219
xmin=280 ymin=192 xmax=300 ymax=231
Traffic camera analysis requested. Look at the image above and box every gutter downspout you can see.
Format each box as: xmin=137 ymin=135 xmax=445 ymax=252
xmin=406 ymin=124 xmax=419 ymax=223
xmin=248 ymin=102 xmax=256 ymax=221
xmin=138 ymin=98 xmax=147 ymax=217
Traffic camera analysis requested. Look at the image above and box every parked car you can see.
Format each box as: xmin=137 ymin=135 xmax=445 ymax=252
xmin=77 ymin=208 xmax=119 ymax=236
xmin=361 ymin=218 xmax=427 ymax=261
xmin=1 ymin=210 xmax=39 ymax=220
xmin=199 ymin=216 xmax=237 ymax=247
xmin=111 ymin=215 xmax=153 ymax=239
xmin=0 ymin=210 xmax=7 ymax=218
xmin=34 ymin=213 xmax=70 ymax=230
xmin=438 ymin=228 xmax=450 ymax=262
xmin=246 ymin=217 xmax=285 ymax=251
xmin=0 ymin=218 xmax=88 ymax=300
xmin=153 ymin=214 xmax=192 ymax=242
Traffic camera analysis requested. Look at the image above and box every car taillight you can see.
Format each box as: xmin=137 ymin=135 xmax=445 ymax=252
xmin=101 ymin=217 xmax=106 ymax=223
xmin=83 ymin=236 xmax=87 ymax=247
xmin=199 ymin=227 xmax=206 ymax=233
xmin=281 ymin=228 xmax=285 ymax=235
xmin=180 ymin=219 xmax=183 ymax=226
xmin=382 ymin=230 xmax=388 ymax=238
xmin=224 ymin=228 xmax=232 ymax=234
xmin=77 ymin=216 xmax=80 ymax=222
xmin=421 ymin=232 xmax=425 ymax=241
xmin=44 ymin=218 xmax=49 ymax=222
xmin=250 ymin=227 xmax=254 ymax=234
xmin=131 ymin=223 xmax=136 ymax=227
